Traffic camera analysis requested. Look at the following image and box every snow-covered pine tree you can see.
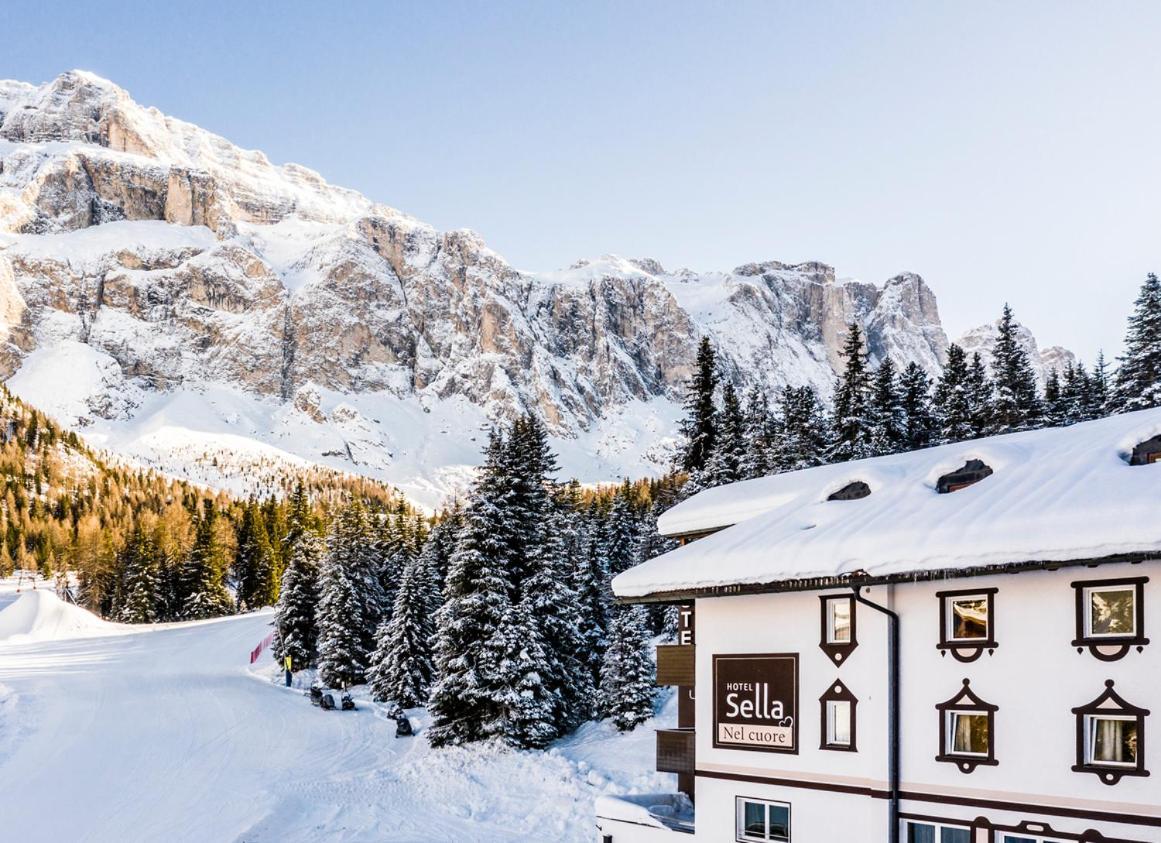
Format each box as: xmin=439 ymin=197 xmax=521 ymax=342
xmin=427 ymin=429 xmax=516 ymax=747
xmin=1089 ymin=352 xmax=1111 ymax=419
xmin=272 ymin=531 xmax=323 ymax=671
xmin=991 ymin=304 xmax=1043 ymax=432
xmin=739 ymin=386 xmax=778 ymax=479
xmin=1044 ymin=368 xmax=1066 ymax=427
xmin=604 ymin=482 xmax=640 ymax=576
xmin=1114 ymin=273 xmax=1161 ymax=411
xmin=573 ymin=511 xmax=611 ymax=691
xmin=599 ymin=604 xmax=656 ymax=732
xmin=869 ymin=357 xmax=906 ymax=455
xmin=365 ymin=554 xmax=436 ymax=707
xmin=234 ymin=499 xmax=277 ymax=610
xmin=966 ymin=352 xmax=994 ymax=438
xmin=316 ymin=500 xmax=379 ymax=688
xmin=830 ymin=323 xmax=875 ymax=462
xmin=420 ymin=504 xmax=462 ymax=597
xmin=777 ymin=385 xmax=830 ymax=470
xmin=701 ymin=382 xmax=745 ymax=487
xmin=678 ymin=337 xmax=719 ymax=474
xmin=180 ymin=502 xmax=234 ymax=620
xmin=509 ymin=414 xmax=595 ymax=732
xmin=486 ymin=595 xmax=558 ymax=749
xmin=635 ymin=500 xmax=679 ymax=635
xmin=119 ymin=522 xmax=160 ymax=623
xmin=899 ymin=361 xmax=935 ymax=451
xmin=934 ymin=344 xmax=973 ymax=443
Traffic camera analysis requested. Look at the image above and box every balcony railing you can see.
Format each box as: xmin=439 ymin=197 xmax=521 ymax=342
xmin=656 ymin=728 xmax=695 ymax=775
xmin=655 ymin=644 xmax=695 ymax=686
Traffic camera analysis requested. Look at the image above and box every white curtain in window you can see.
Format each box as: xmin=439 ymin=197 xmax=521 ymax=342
xmin=1091 ymin=717 xmax=1127 ymax=763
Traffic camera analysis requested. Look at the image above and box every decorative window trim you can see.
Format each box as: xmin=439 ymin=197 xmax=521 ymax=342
xmin=936 ymin=587 xmax=998 ymax=662
xmin=735 ymin=795 xmax=791 ymax=842
xmin=1070 ymin=576 xmax=1149 ymax=661
xmin=819 ymin=595 xmax=857 ymax=666
xmin=818 ymin=679 xmax=857 ymax=752
xmin=1071 ymin=679 xmax=1150 ymax=785
xmin=935 ymin=678 xmax=998 ymax=773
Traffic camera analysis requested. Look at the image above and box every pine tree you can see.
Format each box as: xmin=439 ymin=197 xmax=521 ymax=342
xmin=830 ymin=323 xmax=875 ymax=462
xmin=934 ymin=344 xmax=973 ymax=443
xmin=1044 ymin=368 xmax=1066 ymax=427
xmin=427 ymin=429 xmax=516 ymax=747
xmin=966 ymin=352 xmax=994 ymax=437
xmin=701 ymin=382 xmax=745 ymax=487
xmin=1114 ymin=273 xmax=1161 ymax=411
xmin=899 ymin=362 xmax=935 ymax=451
xmin=776 ymin=385 xmax=830 ymax=471
xmin=1089 ymin=352 xmax=1111 ymax=419
xmin=118 ymin=523 xmax=159 ymax=623
xmin=487 ymin=596 xmax=558 ymax=748
xmin=991 ymin=304 xmax=1043 ymax=432
xmin=604 ymin=483 xmax=640 ymax=576
xmin=234 ymin=500 xmax=276 ymax=609
xmin=739 ymin=386 xmax=778 ymax=480
xmin=678 ymin=337 xmax=719 ymax=474
xmin=180 ymin=502 xmax=234 ymax=620
xmin=316 ymin=501 xmax=380 ymax=688
xmin=366 ymin=554 xmax=436 ymax=707
xmin=869 ymin=357 xmax=906 ymax=455
xmin=573 ymin=512 xmax=611 ymax=691
xmin=599 ymin=605 xmax=656 ymax=732
xmin=272 ymin=532 xmax=323 ymax=671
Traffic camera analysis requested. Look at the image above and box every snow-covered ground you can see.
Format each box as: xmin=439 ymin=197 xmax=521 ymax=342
xmin=0 ymin=576 xmax=673 ymax=842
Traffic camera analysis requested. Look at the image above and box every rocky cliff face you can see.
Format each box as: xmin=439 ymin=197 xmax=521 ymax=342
xmin=0 ymin=72 xmax=1058 ymax=504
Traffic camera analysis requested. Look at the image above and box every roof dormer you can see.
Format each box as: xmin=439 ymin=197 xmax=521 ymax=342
xmin=936 ymin=460 xmax=993 ymax=494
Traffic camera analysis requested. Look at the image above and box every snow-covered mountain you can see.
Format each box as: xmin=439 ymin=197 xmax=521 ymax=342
xmin=0 ymin=71 xmax=1064 ymax=506
xmin=955 ymin=320 xmax=1077 ymax=387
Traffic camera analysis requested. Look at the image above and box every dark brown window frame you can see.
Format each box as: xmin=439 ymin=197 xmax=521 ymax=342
xmin=1071 ymin=679 xmax=1150 ymax=786
xmin=936 ymin=587 xmax=998 ymax=663
xmin=818 ymin=679 xmax=858 ymax=752
xmin=936 ymin=678 xmax=999 ymax=773
xmin=819 ymin=595 xmax=858 ymax=667
xmin=1070 ymin=576 xmax=1149 ymax=662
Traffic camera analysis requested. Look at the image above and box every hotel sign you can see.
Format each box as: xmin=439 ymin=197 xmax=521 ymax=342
xmin=713 ymin=653 xmax=799 ymax=753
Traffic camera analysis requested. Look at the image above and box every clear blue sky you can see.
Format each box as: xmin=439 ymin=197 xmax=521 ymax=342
xmin=4 ymin=1 xmax=1159 ymax=361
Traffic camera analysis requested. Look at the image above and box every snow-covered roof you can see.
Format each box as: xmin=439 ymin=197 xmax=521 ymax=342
xmin=616 ymin=408 xmax=1161 ymax=599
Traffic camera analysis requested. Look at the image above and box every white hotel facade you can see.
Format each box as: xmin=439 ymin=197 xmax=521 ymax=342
xmin=596 ymin=408 xmax=1161 ymax=843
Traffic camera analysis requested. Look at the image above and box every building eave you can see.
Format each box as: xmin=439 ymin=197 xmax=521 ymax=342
xmin=614 ymin=551 xmax=1157 ymax=605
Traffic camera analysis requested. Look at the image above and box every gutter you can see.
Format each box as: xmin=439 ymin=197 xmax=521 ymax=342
xmin=853 ymin=585 xmax=900 ymax=843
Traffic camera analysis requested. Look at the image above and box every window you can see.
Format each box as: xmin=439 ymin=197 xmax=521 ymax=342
xmin=819 ymin=595 xmax=858 ymax=666
xmin=1129 ymin=434 xmax=1161 ymax=465
xmin=1001 ymin=836 xmax=1065 ymax=843
xmin=736 ymin=797 xmax=790 ymax=842
xmin=936 ymin=679 xmax=999 ymax=773
xmin=904 ymin=821 xmax=971 ymax=843
xmin=935 ymin=459 xmax=992 ymax=493
xmin=819 ymin=679 xmax=857 ymax=751
xmin=1071 ymin=576 xmax=1149 ymax=661
xmin=948 ymin=712 xmax=989 ymax=756
xmin=1071 ymin=679 xmax=1150 ymax=784
xmin=936 ymin=588 xmax=998 ymax=662
xmin=1085 ymin=715 xmax=1139 ymax=767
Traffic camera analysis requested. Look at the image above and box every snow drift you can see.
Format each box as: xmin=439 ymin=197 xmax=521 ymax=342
xmin=0 ymin=589 xmax=122 ymax=643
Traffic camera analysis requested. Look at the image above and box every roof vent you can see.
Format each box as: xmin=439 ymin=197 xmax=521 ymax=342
xmin=936 ymin=459 xmax=993 ymax=494
xmin=827 ymin=480 xmax=871 ymax=501
xmin=1129 ymin=434 xmax=1161 ymax=466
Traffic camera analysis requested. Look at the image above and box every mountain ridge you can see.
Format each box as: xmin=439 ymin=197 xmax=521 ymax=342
xmin=0 ymin=71 xmax=1068 ymax=506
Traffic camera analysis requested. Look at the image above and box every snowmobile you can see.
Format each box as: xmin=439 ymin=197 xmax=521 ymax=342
xmin=320 ymin=692 xmax=337 ymax=711
xmin=340 ymin=692 xmax=356 ymax=711
xmin=395 ymin=714 xmax=413 ymax=737
xmin=307 ymin=685 xmax=324 ymax=707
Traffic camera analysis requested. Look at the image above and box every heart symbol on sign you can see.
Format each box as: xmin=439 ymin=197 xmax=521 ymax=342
xmin=778 ymin=716 xmax=794 ymax=728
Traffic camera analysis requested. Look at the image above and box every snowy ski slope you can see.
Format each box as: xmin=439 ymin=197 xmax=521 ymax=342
xmin=0 ymin=578 xmax=673 ymax=842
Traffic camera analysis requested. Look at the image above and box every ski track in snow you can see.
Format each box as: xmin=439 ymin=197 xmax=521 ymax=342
xmin=0 ymin=581 xmax=673 ymax=842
